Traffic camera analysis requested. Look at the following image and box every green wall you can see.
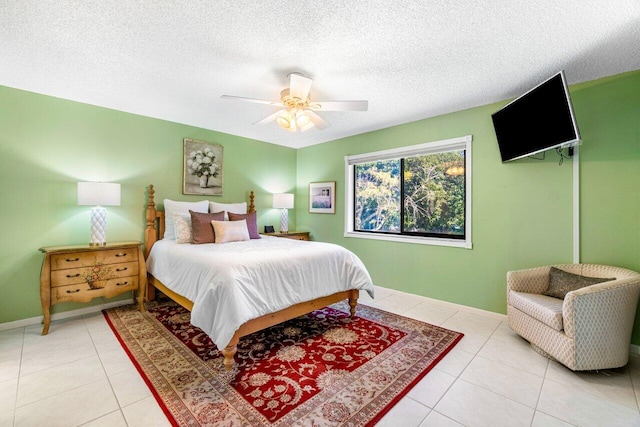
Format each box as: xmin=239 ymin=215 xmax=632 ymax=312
xmin=296 ymin=70 xmax=640 ymax=341
xmin=0 ymin=86 xmax=297 ymax=324
xmin=2 ymin=71 xmax=639 ymax=343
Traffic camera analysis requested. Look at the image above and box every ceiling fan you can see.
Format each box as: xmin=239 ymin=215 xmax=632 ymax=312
xmin=221 ymin=73 xmax=368 ymax=132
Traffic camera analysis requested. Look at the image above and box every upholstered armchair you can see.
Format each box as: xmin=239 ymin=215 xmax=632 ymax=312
xmin=507 ymin=264 xmax=640 ymax=371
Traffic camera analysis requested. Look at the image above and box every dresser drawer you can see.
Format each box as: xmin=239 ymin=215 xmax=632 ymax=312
xmin=286 ymin=234 xmax=309 ymax=241
xmin=52 ymin=276 xmax=139 ymax=303
xmin=50 ymin=248 xmax=138 ymax=271
xmin=50 ymin=261 xmax=139 ymax=287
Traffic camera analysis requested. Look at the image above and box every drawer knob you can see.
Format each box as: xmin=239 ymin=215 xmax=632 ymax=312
xmin=66 ymin=273 xmax=81 ymax=278
xmin=115 ymin=253 xmax=128 ymax=257
xmin=65 ymin=257 xmax=80 ymax=262
xmin=116 ymin=267 xmax=128 ymax=272
xmin=116 ymin=281 xmax=129 ymax=286
xmin=66 ymin=289 xmax=81 ymax=294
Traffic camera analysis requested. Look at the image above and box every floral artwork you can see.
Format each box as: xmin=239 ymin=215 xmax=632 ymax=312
xmin=183 ymin=138 xmax=224 ymax=195
xmin=83 ymin=259 xmax=115 ymax=289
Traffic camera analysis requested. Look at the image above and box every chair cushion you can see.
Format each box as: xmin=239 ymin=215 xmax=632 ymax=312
xmin=509 ymin=291 xmax=564 ymax=331
xmin=543 ymin=266 xmax=615 ymax=299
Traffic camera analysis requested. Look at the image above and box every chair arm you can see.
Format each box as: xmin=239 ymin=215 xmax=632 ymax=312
xmin=507 ymin=266 xmax=552 ymax=295
xmin=563 ymin=277 xmax=640 ymax=340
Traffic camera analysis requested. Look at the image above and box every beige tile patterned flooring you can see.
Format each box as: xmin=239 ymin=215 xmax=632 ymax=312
xmin=1 ymin=286 xmax=640 ymax=426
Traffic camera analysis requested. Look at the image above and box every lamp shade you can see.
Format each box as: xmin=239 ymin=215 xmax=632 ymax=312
xmin=273 ymin=193 xmax=294 ymax=209
xmin=77 ymin=182 xmax=121 ymax=206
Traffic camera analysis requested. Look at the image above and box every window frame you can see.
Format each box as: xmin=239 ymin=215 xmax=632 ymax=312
xmin=344 ymin=135 xmax=472 ymax=248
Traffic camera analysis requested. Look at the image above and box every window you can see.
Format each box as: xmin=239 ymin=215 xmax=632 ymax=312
xmin=345 ymin=136 xmax=472 ymax=248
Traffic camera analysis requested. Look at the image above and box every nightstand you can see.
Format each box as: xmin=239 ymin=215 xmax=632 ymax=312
xmin=262 ymin=231 xmax=310 ymax=241
xmin=39 ymin=241 xmax=146 ymax=335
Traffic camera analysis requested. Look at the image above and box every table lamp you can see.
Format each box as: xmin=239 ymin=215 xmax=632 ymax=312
xmin=273 ymin=193 xmax=294 ymax=233
xmin=77 ymin=182 xmax=121 ymax=246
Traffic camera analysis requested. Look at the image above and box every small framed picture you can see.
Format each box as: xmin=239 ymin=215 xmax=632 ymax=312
xmin=309 ymin=181 xmax=336 ymax=214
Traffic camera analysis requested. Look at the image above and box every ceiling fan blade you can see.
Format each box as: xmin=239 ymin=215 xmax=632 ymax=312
xmin=305 ymin=110 xmax=331 ymax=130
xmin=253 ymin=110 xmax=283 ymax=125
xmin=221 ymin=95 xmax=283 ymax=107
xmin=289 ymin=73 xmax=313 ymax=100
xmin=311 ymin=100 xmax=368 ymax=111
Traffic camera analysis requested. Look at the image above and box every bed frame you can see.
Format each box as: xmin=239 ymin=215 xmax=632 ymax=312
xmin=144 ymin=184 xmax=359 ymax=370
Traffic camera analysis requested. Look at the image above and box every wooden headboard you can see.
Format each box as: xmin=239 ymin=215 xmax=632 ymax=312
xmin=144 ymin=184 xmax=255 ymax=258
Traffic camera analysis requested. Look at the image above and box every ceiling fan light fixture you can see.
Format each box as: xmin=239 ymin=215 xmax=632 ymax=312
xmin=276 ymin=111 xmax=293 ymax=129
xmin=222 ymin=72 xmax=368 ymax=133
xmin=295 ymin=110 xmax=312 ymax=129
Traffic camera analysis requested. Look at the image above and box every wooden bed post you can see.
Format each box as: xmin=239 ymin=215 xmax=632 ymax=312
xmin=349 ymin=290 xmax=359 ymax=318
xmin=249 ymin=191 xmax=255 ymax=213
xmin=145 ymin=184 xmax=158 ymax=259
xmin=222 ymin=338 xmax=239 ymax=371
xmin=145 ymin=185 xmax=159 ymax=302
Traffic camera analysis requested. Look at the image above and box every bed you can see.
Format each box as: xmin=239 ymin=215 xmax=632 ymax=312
xmin=143 ymin=185 xmax=374 ymax=370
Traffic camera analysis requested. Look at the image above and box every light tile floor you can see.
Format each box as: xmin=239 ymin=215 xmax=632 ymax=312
xmin=1 ymin=286 xmax=640 ymax=426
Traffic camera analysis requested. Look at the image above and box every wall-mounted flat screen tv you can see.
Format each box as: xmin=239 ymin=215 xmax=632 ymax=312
xmin=492 ymin=70 xmax=581 ymax=162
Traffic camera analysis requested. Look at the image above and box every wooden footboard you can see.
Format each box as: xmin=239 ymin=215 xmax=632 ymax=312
xmin=143 ymin=184 xmax=360 ymax=370
xmin=148 ymin=273 xmax=359 ymax=370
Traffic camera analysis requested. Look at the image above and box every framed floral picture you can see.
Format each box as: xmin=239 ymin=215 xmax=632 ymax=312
xmin=309 ymin=181 xmax=336 ymax=214
xmin=183 ymin=138 xmax=224 ymax=195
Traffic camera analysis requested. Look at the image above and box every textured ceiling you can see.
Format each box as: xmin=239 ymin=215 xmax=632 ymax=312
xmin=1 ymin=1 xmax=639 ymax=149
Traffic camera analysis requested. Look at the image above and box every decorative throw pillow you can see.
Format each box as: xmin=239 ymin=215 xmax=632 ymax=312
xmin=209 ymin=201 xmax=247 ymax=221
xmin=543 ymin=267 xmax=615 ymax=299
xmin=189 ymin=210 xmax=225 ymax=244
xmin=164 ymin=199 xmax=209 ymax=240
xmin=228 ymin=211 xmax=261 ymax=239
xmin=173 ymin=213 xmax=193 ymax=244
xmin=211 ymin=219 xmax=250 ymax=244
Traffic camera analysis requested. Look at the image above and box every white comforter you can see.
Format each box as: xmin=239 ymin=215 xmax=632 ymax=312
xmin=146 ymin=236 xmax=374 ymax=349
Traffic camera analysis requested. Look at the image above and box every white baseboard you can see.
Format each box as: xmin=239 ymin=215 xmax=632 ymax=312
xmin=375 ymin=285 xmax=508 ymax=322
xmin=419 ymin=293 xmax=508 ymax=322
xmin=0 ymin=299 xmax=134 ymax=332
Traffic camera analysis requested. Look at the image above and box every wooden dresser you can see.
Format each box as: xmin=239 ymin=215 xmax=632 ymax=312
xmin=39 ymin=241 xmax=146 ymax=335
xmin=262 ymin=231 xmax=310 ymax=241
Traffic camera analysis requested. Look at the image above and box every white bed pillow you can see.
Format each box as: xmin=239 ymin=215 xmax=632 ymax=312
xmin=211 ymin=219 xmax=250 ymax=244
xmin=173 ymin=213 xmax=192 ymax=244
xmin=209 ymin=201 xmax=247 ymax=221
xmin=164 ymin=199 xmax=209 ymax=240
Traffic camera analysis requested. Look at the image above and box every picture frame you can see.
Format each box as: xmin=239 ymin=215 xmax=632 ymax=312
xmin=183 ymin=138 xmax=224 ymax=196
xmin=309 ymin=181 xmax=336 ymax=214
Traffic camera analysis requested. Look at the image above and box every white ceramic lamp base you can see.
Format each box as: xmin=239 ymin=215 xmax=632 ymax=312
xmin=90 ymin=206 xmax=107 ymax=246
xmin=280 ymin=208 xmax=289 ymax=233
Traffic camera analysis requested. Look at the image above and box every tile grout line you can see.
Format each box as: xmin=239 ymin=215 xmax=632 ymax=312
xmin=529 ymin=359 xmax=550 ymax=427
xmin=627 ymin=358 xmax=640 ymax=415
xmin=415 ymin=308 xmax=466 ymax=421
xmin=85 ymin=314 xmax=130 ymax=423
xmin=12 ymin=327 xmax=26 ymax=427
xmin=402 ymin=396 xmax=433 ymax=425
xmin=86 ymin=313 xmax=154 ymax=425
xmin=442 ymin=322 xmax=545 ymax=418
xmin=428 ymin=410 xmax=464 ymax=426
xmin=11 ymin=323 xmax=113 ymax=425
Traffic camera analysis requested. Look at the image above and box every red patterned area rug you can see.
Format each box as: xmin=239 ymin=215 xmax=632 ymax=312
xmin=104 ymin=299 xmax=463 ymax=426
